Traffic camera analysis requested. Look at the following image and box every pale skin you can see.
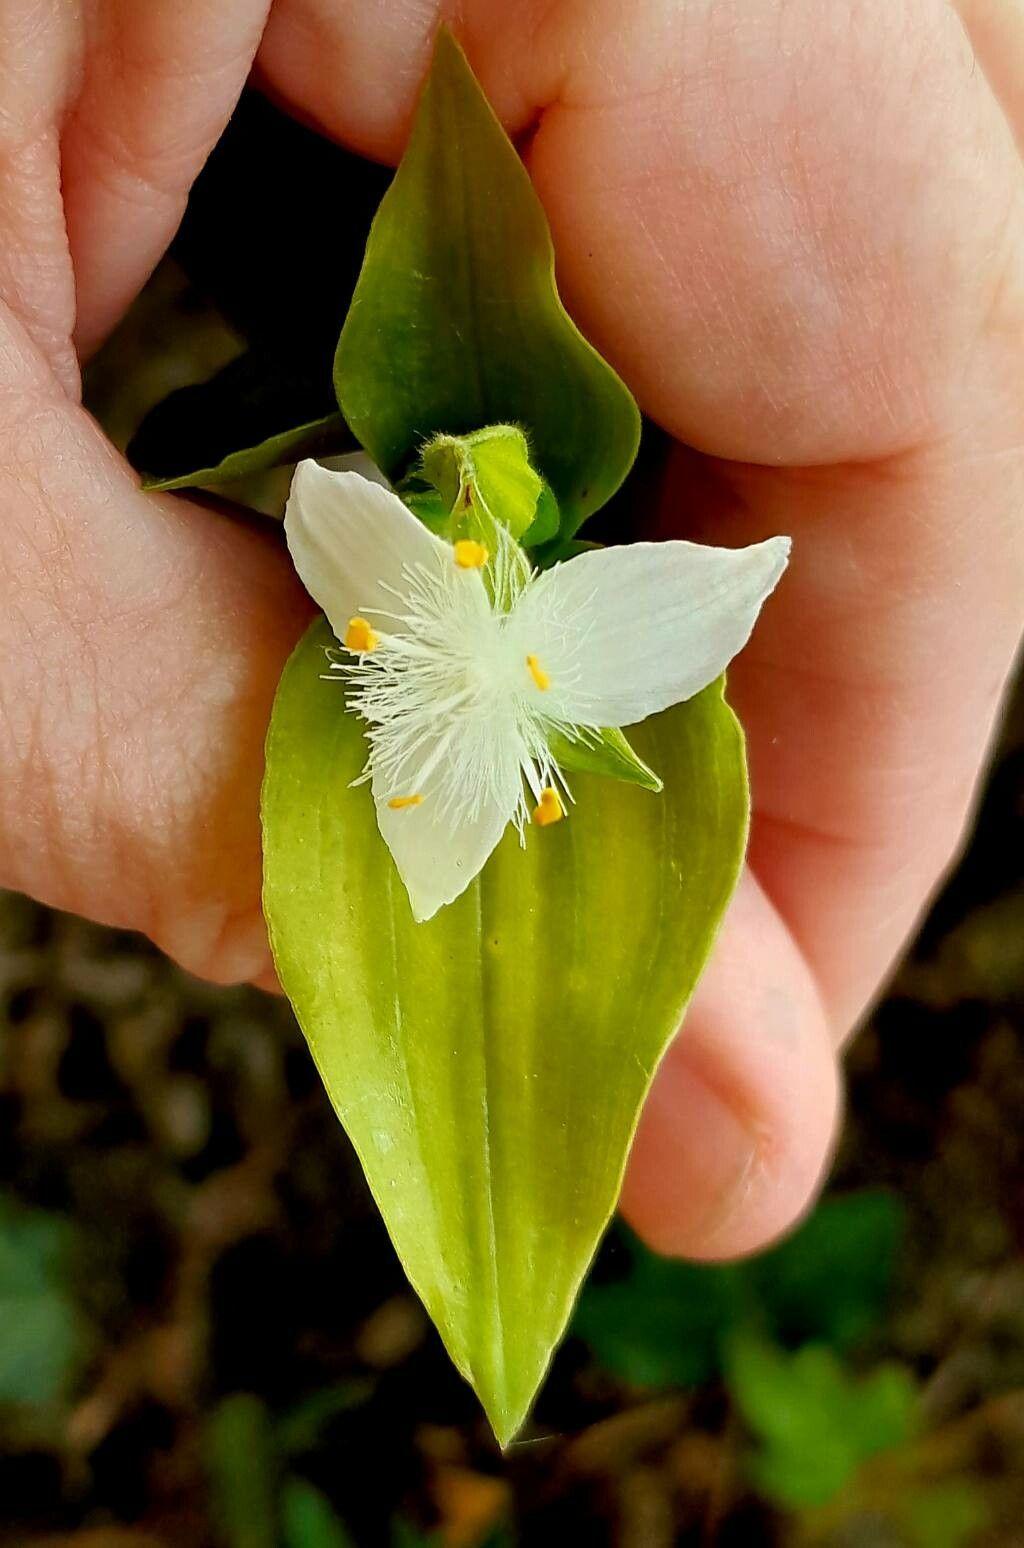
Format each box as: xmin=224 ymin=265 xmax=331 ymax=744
xmin=2 ymin=0 xmax=1023 ymax=1260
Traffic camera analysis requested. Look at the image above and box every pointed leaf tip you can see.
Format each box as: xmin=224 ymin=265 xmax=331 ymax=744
xmin=333 ymin=28 xmax=640 ymax=541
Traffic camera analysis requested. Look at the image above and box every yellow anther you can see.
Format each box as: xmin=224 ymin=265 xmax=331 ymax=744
xmin=532 ymin=787 xmax=564 ymax=827
xmin=387 ymin=793 xmax=424 ymax=811
xmin=526 ymin=653 xmax=550 ymax=692
xmin=345 ymin=616 xmax=378 ymax=653
xmin=453 ymin=539 xmax=489 ymax=569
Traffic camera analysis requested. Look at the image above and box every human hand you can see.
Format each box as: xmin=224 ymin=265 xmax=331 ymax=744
xmin=4 ymin=0 xmax=1022 ymax=1260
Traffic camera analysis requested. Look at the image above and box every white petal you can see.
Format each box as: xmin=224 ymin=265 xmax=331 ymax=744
xmin=284 ymin=460 xmax=456 ymax=641
xmin=511 ymin=537 xmax=790 ymax=726
xmin=371 ymin=754 xmax=521 ymax=923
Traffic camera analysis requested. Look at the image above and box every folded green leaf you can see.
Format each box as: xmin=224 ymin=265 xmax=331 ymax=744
xmin=334 ymin=29 xmax=640 ymax=541
xmin=143 ymin=413 xmax=352 ymax=493
xmin=548 ymin=726 xmax=663 ymax=793
xmin=262 ymin=619 xmax=748 ymax=1445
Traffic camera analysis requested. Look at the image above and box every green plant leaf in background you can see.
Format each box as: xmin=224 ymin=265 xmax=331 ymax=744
xmin=727 ymin=1333 xmax=919 ymax=1510
xmin=573 ymin=1193 xmax=904 ymax=1392
xmin=571 ymin=1241 xmax=745 ymax=1391
xmin=205 ymin=1394 xmax=280 ymax=1548
xmin=262 ymin=621 xmax=748 ymax=1443
xmin=334 ymin=29 xmax=640 ymax=542
xmin=0 ymin=1195 xmax=86 ymax=1410
xmin=281 ymin=1478 xmax=356 ymax=1548
xmin=126 ymin=341 xmax=346 ymax=486
xmin=746 ymin=1187 xmax=903 ymax=1352
xmin=143 ymin=412 xmax=352 ymax=493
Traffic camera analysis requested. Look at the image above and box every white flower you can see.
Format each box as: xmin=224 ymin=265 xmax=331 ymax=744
xmin=284 ymin=460 xmax=789 ymax=922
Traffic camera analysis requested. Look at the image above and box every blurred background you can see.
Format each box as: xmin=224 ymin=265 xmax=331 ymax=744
xmin=1 ymin=94 xmax=1022 ymax=1548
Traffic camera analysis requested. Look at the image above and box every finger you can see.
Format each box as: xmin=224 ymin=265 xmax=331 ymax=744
xmin=0 ymin=0 xmax=80 ymax=392
xmin=953 ymin=0 xmax=1024 ymax=151
xmin=60 ymin=0 xmax=272 ymax=357
xmin=0 ymin=301 xmax=310 ymax=984
xmin=620 ymin=870 xmax=839 ymax=1260
xmin=668 ymin=439 xmax=1024 ymax=1035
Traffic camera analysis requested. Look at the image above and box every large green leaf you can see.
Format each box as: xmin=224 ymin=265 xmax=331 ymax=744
xmin=334 ymin=29 xmax=640 ymax=541
xmin=262 ymin=620 xmax=748 ymax=1444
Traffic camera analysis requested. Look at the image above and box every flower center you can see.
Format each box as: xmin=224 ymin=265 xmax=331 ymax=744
xmin=328 ymin=531 xmax=583 ymax=837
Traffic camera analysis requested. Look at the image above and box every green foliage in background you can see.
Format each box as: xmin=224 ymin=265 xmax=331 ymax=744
xmin=576 ymin=1193 xmax=922 ymax=1512
xmin=727 ymin=1333 xmax=918 ymax=1509
xmin=573 ymin=1191 xmax=905 ymax=1386
xmin=281 ymin=1479 xmax=356 ymax=1548
xmin=900 ymin=1482 xmax=991 ymax=1548
xmin=0 ymin=1167 xmax=987 ymax=1544
xmin=206 ymin=1394 xmax=281 ymax=1548
xmin=0 ymin=1194 xmax=87 ymax=1411
xmin=205 ymin=1391 xmax=481 ymax=1548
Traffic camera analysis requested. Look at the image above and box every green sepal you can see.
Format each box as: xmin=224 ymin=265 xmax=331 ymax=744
xmin=418 ymin=426 xmax=543 ymax=541
xmin=333 ymin=28 xmax=640 ymax=542
xmin=549 ymin=726 xmax=664 ymax=794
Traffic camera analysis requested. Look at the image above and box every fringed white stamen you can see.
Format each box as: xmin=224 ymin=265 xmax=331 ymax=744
xmin=324 ymin=525 xmax=591 ymax=840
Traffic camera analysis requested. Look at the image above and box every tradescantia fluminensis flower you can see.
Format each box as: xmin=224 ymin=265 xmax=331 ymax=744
xmin=283 ymin=457 xmax=789 ymax=922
